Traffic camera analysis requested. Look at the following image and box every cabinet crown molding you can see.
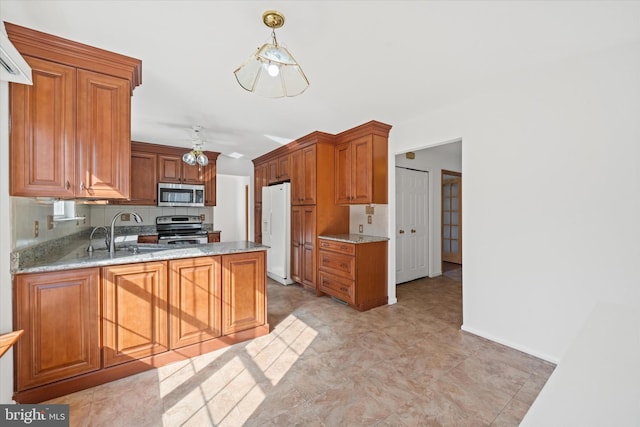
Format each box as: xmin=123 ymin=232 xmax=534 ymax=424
xmin=5 ymin=21 xmax=142 ymax=92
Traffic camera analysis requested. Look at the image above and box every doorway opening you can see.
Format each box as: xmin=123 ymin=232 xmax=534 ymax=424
xmin=394 ymin=140 xmax=462 ymax=292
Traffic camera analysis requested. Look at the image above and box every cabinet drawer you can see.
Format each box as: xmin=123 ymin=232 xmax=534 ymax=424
xmin=319 ymin=271 xmax=354 ymax=304
xmin=318 ymin=239 xmax=355 ymax=255
xmin=318 ymin=250 xmax=355 ymax=279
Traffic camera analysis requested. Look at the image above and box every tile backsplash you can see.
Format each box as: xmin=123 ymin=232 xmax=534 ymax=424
xmin=12 ymin=197 xmax=91 ymax=250
xmin=11 ymin=197 xmax=214 ymax=251
xmin=89 ymin=205 xmax=213 ymax=227
xmin=349 ymin=204 xmax=388 ymax=237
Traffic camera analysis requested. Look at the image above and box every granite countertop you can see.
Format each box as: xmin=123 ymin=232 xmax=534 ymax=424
xmin=15 ymin=241 xmax=267 ymax=274
xmin=318 ymin=234 xmax=390 ymax=244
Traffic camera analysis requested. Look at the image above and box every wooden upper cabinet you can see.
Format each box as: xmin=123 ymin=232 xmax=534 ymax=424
xmin=254 ymin=162 xmax=268 ymax=204
xmin=291 ymin=145 xmax=317 ymax=205
xmin=158 ymin=154 xmax=183 ymax=183
xmin=204 ymin=153 xmax=218 ymax=206
xmin=182 ymin=164 xmax=205 ymax=185
xmin=267 ymin=154 xmax=290 ymax=184
xmin=14 ymin=268 xmax=101 ymax=391
xmin=120 ymin=150 xmax=157 ymax=205
xmin=76 ymin=69 xmax=130 ymax=198
xmin=158 ymin=153 xmax=205 ymax=184
xmin=10 ymin=56 xmax=76 ymax=197
xmin=6 ymin=23 xmax=141 ymax=199
xmin=335 ymin=121 xmax=391 ymax=205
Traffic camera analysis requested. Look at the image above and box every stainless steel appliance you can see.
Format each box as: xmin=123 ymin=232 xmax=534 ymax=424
xmin=157 ymin=183 xmax=205 ymax=207
xmin=156 ymin=215 xmax=208 ymax=245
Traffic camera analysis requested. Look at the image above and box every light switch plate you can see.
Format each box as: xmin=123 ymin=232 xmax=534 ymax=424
xmin=365 ymin=206 xmax=375 ymax=215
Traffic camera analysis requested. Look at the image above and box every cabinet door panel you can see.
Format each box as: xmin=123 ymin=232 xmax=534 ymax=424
xmin=10 ymin=56 xmax=75 ymax=197
xmin=182 ymin=164 xmax=204 ymax=184
xmin=302 ymin=206 xmax=316 ymax=288
xmin=254 ymin=204 xmax=262 ymax=244
xmin=222 ymin=252 xmax=266 ymax=335
xmin=278 ymin=154 xmax=290 ymax=181
xmin=102 ymin=262 xmax=168 ymax=367
xmin=290 ymin=150 xmax=303 ymax=204
xmin=334 ymin=142 xmax=351 ymax=204
xmin=204 ymin=158 xmax=217 ymax=206
xmin=15 ymin=268 xmax=100 ymax=390
xmin=120 ymin=151 xmax=157 ymax=205
xmin=169 ymin=257 xmax=221 ymax=349
xmin=77 ymin=69 xmax=131 ymax=199
xmin=290 ymin=206 xmax=302 ymax=283
xmin=158 ymin=154 xmax=182 ymax=183
xmin=267 ymin=159 xmax=279 ymax=184
xmin=350 ymin=136 xmax=373 ymax=204
xmin=301 ymin=145 xmax=317 ymax=204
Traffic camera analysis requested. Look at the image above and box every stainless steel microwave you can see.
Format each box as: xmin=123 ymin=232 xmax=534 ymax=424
xmin=157 ymin=183 xmax=205 ymax=207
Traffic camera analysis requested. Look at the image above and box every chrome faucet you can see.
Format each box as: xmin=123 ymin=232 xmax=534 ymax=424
xmin=109 ymin=211 xmax=143 ymax=255
xmin=87 ymin=226 xmax=109 ymax=253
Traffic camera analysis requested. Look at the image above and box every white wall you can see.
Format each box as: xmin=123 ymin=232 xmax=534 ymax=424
xmin=349 ymin=205 xmax=388 ymax=237
xmin=390 ymin=41 xmax=640 ymax=362
xmin=396 ymin=142 xmax=461 ymax=277
xmin=214 ymin=174 xmax=250 ymax=241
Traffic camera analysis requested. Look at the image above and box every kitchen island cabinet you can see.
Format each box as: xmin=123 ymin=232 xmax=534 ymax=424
xmin=7 ymin=23 xmax=141 ymax=199
xmin=12 ymin=243 xmax=268 ymax=403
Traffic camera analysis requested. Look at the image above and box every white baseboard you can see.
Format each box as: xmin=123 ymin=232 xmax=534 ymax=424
xmin=461 ymin=324 xmax=559 ymax=364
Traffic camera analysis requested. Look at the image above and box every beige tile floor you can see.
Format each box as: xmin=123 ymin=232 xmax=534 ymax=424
xmin=46 ymin=274 xmax=555 ymax=426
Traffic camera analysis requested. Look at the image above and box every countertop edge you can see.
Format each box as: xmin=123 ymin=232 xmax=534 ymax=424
xmin=13 ymin=242 xmax=267 ymax=275
xmin=318 ymin=234 xmax=390 ymax=244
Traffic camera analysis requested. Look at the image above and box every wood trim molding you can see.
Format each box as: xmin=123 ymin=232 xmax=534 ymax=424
xmin=4 ymin=21 xmax=142 ymax=91
xmin=252 ymin=122 xmax=392 ymax=165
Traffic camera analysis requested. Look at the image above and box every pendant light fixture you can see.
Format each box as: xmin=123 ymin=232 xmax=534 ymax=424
xmin=182 ymin=125 xmax=209 ymax=166
xmin=234 ymin=10 xmax=309 ymax=98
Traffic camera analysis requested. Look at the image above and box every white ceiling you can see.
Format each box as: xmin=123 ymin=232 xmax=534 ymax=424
xmin=1 ymin=1 xmax=638 ymax=161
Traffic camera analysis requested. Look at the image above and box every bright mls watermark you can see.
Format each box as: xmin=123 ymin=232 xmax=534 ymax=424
xmin=0 ymin=405 xmax=69 ymax=426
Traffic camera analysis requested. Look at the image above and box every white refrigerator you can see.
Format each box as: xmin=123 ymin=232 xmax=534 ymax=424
xmin=262 ymin=183 xmax=294 ymax=285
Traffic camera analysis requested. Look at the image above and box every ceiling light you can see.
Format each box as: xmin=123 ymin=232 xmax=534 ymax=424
xmin=228 ymin=152 xmax=244 ymax=159
xmin=182 ymin=126 xmax=209 ymax=166
xmin=234 ymin=10 xmax=309 ymax=98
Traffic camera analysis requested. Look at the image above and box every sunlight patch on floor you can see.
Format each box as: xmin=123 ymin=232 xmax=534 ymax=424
xmin=159 ymin=313 xmax=317 ymax=426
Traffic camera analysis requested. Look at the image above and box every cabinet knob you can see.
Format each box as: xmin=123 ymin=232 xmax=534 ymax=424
xmin=79 ymin=181 xmax=85 ymax=191
xmin=340 ymin=263 xmax=348 ymax=269
xmin=399 ymin=229 xmax=405 ymax=234
xmin=340 ymin=287 xmax=348 ymax=292
xmin=65 ymin=180 xmax=71 ymax=190
xmin=411 ymin=229 xmax=416 ymax=233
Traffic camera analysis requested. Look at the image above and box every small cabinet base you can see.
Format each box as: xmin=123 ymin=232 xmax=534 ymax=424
xmin=318 ymin=239 xmax=388 ymax=311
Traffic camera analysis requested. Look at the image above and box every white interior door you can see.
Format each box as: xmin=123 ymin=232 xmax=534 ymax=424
xmin=396 ymin=167 xmax=429 ymax=284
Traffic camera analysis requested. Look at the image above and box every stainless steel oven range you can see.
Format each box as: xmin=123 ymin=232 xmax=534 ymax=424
xmin=156 ymin=215 xmax=208 ymax=245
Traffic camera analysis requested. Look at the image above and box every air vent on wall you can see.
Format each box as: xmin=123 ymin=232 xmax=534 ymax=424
xmin=0 ymin=26 xmax=32 ymax=85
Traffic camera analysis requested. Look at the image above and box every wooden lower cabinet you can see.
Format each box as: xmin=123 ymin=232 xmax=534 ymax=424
xmin=14 ymin=268 xmax=101 ymax=391
xmin=222 ymin=251 xmax=266 ymax=335
xmin=318 ymin=239 xmax=388 ymax=311
xmin=291 ymin=206 xmax=317 ymax=290
xmin=13 ymin=251 xmax=268 ymax=403
xmin=169 ymin=256 xmax=221 ymax=348
xmin=102 ymin=262 xmax=169 ymax=367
